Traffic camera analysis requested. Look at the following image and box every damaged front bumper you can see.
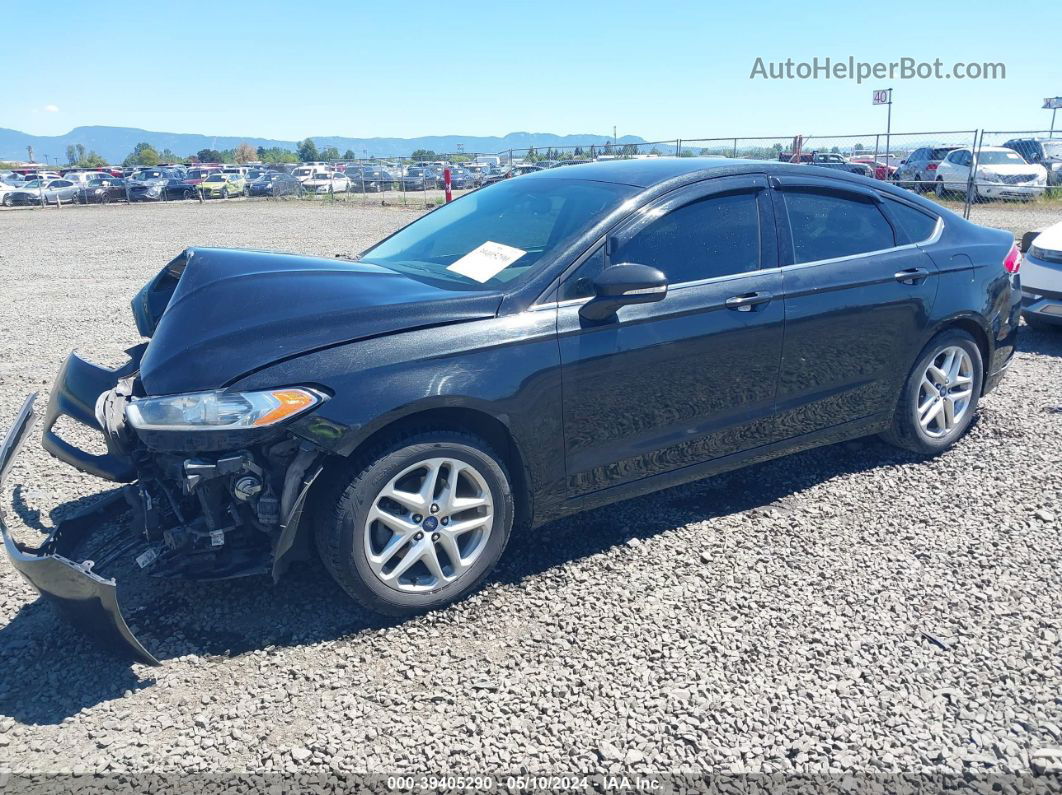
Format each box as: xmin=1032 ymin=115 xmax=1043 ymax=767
xmin=0 ymin=393 xmax=159 ymax=665
xmin=2 ymin=350 xmax=326 ymax=665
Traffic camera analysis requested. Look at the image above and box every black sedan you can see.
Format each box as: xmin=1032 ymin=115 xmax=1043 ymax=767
xmin=247 ymin=171 xmax=302 ymax=197
xmin=0 ymin=158 xmax=1020 ymax=662
xmin=348 ymin=167 xmax=396 ymax=193
xmin=78 ymin=177 xmax=128 ymax=204
xmin=127 ymin=169 xmax=196 ymax=201
xmin=400 ymin=166 xmax=437 ymax=190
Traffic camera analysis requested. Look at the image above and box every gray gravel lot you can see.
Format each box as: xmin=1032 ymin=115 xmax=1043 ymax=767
xmin=1 ymin=200 xmax=1061 ymax=783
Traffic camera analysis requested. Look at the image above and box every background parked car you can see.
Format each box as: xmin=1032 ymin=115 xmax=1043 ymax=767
xmin=3 ymin=178 xmax=80 ymax=206
xmin=893 ymin=146 xmax=961 ymax=191
xmin=1002 ymin=138 xmax=1062 ymax=185
xmin=127 ymin=168 xmax=195 ymax=201
xmin=248 ymin=171 xmax=302 ymax=197
xmin=934 ymin=146 xmax=1047 ymax=200
xmin=348 ymin=167 xmax=395 ymax=192
xmin=182 ymin=167 xmax=221 ymax=187
xmin=850 ymin=156 xmax=901 ymax=181
xmin=481 ymin=164 xmax=543 ymax=186
xmin=400 ymin=166 xmax=436 ymax=191
xmin=447 ymin=167 xmax=476 ymax=189
xmin=303 ymin=172 xmax=350 ymax=194
xmin=198 ymin=172 xmax=247 ymax=198
xmin=77 ymin=176 xmax=127 ymax=204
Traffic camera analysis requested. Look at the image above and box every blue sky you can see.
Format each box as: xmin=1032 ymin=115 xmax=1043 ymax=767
xmin=3 ymin=0 xmax=1058 ymax=141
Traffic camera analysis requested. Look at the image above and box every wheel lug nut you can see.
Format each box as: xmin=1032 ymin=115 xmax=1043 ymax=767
xmin=414 ymin=532 xmax=423 ymax=541
xmin=431 ymin=532 xmax=440 ymax=542
xmin=441 ymin=517 xmax=449 ymax=526
xmin=430 ymin=504 xmax=439 ymax=514
xmin=412 ymin=514 xmax=423 ymax=523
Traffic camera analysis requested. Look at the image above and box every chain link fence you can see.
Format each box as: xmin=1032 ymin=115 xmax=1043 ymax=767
xmin=6 ymin=129 xmax=1060 ymax=216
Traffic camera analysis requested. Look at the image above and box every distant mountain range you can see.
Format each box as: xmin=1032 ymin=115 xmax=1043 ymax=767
xmin=0 ymin=126 xmax=647 ymax=163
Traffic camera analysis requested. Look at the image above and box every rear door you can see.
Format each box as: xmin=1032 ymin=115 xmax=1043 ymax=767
xmin=771 ymin=176 xmax=939 ymax=438
xmin=557 ymin=174 xmax=785 ymax=495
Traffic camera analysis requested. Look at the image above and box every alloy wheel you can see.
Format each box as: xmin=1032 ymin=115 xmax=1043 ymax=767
xmin=917 ymin=345 xmax=974 ymax=438
xmin=364 ymin=457 xmax=494 ymax=593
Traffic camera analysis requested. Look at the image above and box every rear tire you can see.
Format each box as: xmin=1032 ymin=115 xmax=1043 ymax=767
xmin=880 ymin=329 xmax=983 ymax=455
xmin=315 ymin=431 xmax=515 ymax=616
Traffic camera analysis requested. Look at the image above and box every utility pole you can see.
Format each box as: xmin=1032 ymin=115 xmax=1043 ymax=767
xmin=613 ymin=125 xmax=617 ymax=146
xmin=27 ymin=145 xmax=34 ymax=163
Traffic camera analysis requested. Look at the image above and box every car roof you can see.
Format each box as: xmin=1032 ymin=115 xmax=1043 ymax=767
xmin=518 ymin=156 xmax=862 ymax=189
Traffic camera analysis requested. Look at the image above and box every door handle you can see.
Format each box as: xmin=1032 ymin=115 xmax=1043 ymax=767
xmin=725 ymin=291 xmax=773 ymax=311
xmin=894 ymin=268 xmax=930 ymax=285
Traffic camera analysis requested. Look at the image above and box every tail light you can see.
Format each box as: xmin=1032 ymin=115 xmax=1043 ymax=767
xmin=1003 ymin=243 xmax=1022 ymax=274
xmin=927 ymin=163 xmax=939 ymax=170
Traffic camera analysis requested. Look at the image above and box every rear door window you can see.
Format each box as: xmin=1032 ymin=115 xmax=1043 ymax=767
xmin=782 ymin=190 xmax=896 ymax=263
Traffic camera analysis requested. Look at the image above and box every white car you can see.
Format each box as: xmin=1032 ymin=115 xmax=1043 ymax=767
xmin=935 ymin=146 xmax=1047 ymax=200
xmin=1020 ymin=221 xmax=1062 ymax=330
xmin=303 ymin=172 xmax=350 ymax=194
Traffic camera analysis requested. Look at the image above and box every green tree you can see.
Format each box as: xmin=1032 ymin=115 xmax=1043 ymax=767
xmin=588 ymin=144 xmax=597 ymax=160
xmin=123 ymin=142 xmax=161 ymax=167
xmin=76 ymin=143 xmax=86 ymax=163
xmin=319 ymin=145 xmax=341 ymax=162
xmin=410 ymin=149 xmax=437 ymax=161
xmin=297 ymin=138 xmax=319 ymax=161
xmin=197 ymin=148 xmax=223 ymax=163
xmin=65 ymin=145 xmax=77 ymax=164
xmin=259 ymin=147 xmax=298 ymax=164
xmin=159 ymin=148 xmax=183 ymax=163
xmin=343 ymin=149 xmax=356 ymax=160
xmin=78 ymin=150 xmax=107 ymax=168
xmin=573 ymin=146 xmax=584 ymax=158
xmin=853 ymin=143 xmax=864 ymax=151
xmin=525 ymin=147 xmax=537 ymax=162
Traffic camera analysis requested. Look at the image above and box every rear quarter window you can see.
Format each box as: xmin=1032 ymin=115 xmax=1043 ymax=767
xmin=883 ymin=197 xmax=939 ymax=243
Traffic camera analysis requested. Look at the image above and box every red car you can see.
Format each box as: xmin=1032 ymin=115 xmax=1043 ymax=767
xmin=850 ymin=157 xmax=900 ymax=181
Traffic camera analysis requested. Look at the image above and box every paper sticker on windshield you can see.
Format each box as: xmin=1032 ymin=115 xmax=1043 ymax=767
xmin=447 ymin=241 xmax=526 ymax=283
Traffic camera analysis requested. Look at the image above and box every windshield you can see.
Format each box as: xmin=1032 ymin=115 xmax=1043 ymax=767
xmin=930 ymin=148 xmax=958 ymax=160
xmin=1041 ymin=141 xmax=1062 ymax=158
xmin=204 ymin=174 xmax=226 ymax=182
xmin=21 ymin=180 xmax=42 ymax=188
xmin=978 ymin=150 xmax=1026 ymax=165
xmin=186 ymin=169 xmax=212 ymax=179
xmin=360 ymin=177 xmax=636 ymax=290
xmin=133 ymin=170 xmax=164 ymax=180
xmin=293 ymin=168 xmax=312 ymax=176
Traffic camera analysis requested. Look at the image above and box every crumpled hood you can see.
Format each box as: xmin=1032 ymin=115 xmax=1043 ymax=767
xmin=135 ymin=247 xmax=502 ymax=396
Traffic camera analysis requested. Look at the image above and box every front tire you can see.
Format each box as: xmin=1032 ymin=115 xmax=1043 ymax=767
xmin=316 ymin=431 xmax=515 ymax=616
xmin=221 ymin=188 xmax=229 ymax=199
xmin=881 ymin=329 xmax=983 ymax=455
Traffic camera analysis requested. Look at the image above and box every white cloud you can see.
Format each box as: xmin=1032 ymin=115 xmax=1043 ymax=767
xmin=43 ymin=104 xmax=59 ymax=112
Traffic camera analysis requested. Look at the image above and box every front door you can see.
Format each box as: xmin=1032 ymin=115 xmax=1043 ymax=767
xmin=557 ymin=175 xmax=785 ymax=496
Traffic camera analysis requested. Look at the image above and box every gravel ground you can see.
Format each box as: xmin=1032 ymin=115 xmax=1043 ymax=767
xmin=1 ymin=200 xmax=1062 ymax=785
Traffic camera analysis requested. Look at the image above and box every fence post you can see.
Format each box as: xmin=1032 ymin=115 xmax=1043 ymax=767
xmin=733 ymin=138 xmax=738 ymax=158
xmin=963 ymin=129 xmax=983 ymax=220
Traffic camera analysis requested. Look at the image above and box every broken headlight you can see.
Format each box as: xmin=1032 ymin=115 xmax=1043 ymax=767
xmin=126 ymin=388 xmax=321 ymax=431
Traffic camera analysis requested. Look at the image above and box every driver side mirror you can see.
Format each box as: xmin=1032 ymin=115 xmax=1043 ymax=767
xmin=579 ymin=263 xmax=668 ymax=321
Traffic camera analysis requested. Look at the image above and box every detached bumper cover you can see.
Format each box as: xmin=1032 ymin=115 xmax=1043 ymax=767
xmin=0 ymin=393 xmax=159 ymax=665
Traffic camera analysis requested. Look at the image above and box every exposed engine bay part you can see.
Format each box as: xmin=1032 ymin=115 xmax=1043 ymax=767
xmin=1 ymin=390 xmax=328 ymax=664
